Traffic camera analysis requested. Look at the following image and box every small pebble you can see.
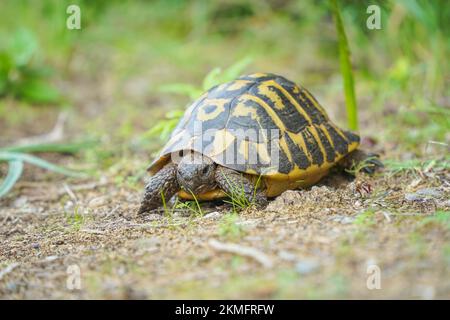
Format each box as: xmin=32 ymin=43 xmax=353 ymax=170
xmin=415 ymin=188 xmax=442 ymax=197
xmin=405 ymin=187 xmax=443 ymax=202
xmin=278 ymin=250 xmax=297 ymax=261
xmin=44 ymin=255 xmax=58 ymax=262
xmin=146 ymin=213 xmax=163 ymax=221
xmin=13 ymin=197 xmax=28 ymax=208
xmin=203 ymin=211 xmax=222 ymax=219
xmin=329 ymin=215 xmax=355 ymax=224
xmin=64 ymin=201 xmax=75 ymax=212
xmin=6 ymin=282 xmax=18 ymax=292
xmin=295 ymin=259 xmax=320 ymax=275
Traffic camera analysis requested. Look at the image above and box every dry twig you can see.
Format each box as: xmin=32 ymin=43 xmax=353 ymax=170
xmin=208 ymin=239 xmax=273 ymax=268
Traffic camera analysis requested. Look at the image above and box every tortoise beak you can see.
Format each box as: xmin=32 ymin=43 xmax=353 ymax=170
xmin=179 ymin=178 xmax=195 ymax=193
xmin=180 ymin=184 xmax=206 ymax=195
xmin=193 ymin=185 xmax=208 ymax=194
xmin=180 ymin=185 xmax=202 ymax=194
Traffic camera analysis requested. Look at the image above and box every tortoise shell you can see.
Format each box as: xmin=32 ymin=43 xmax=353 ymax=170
xmin=148 ymin=73 xmax=360 ymax=198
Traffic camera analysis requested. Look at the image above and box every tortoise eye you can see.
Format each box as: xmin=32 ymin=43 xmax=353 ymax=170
xmin=202 ymin=166 xmax=209 ymax=175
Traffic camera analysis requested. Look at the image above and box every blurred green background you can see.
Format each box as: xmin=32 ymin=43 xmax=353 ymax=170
xmin=1 ymin=1 xmax=449 ymax=300
xmin=0 ymin=0 xmax=449 ymax=189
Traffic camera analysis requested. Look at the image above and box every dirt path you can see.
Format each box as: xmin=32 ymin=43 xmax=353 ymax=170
xmin=1 ymin=166 xmax=448 ymax=299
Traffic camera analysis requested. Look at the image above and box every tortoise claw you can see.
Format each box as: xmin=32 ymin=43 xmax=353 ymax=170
xmin=138 ymin=202 xmax=155 ymax=215
xmin=340 ymin=150 xmax=384 ymax=175
xmin=360 ymin=156 xmax=384 ymax=175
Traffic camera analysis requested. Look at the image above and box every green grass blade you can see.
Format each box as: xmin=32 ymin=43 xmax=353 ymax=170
xmin=331 ymin=0 xmax=358 ymax=131
xmin=160 ymin=189 xmax=169 ymax=217
xmin=0 ymin=151 xmax=86 ymax=178
xmin=221 ymin=56 xmax=253 ymax=81
xmin=188 ymin=190 xmax=204 ymax=216
xmin=0 ymin=160 xmax=24 ymax=198
xmin=1 ymin=140 xmax=97 ymax=154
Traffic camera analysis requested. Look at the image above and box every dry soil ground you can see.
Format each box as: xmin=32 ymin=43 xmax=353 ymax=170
xmin=1 ymin=149 xmax=449 ymax=299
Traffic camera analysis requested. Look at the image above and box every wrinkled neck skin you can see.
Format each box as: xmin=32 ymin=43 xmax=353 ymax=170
xmin=176 ymin=152 xmax=217 ymax=194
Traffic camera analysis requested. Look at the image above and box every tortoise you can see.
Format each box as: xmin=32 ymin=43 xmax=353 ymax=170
xmin=139 ymin=73 xmax=382 ymax=213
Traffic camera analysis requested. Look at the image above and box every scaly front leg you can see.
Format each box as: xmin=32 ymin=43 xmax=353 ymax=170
xmin=138 ymin=163 xmax=179 ymax=214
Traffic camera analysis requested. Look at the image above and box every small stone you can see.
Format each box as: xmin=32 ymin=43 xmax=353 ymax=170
xmin=405 ymin=193 xmax=420 ymax=201
xmin=329 ymin=215 xmax=355 ymax=224
xmin=146 ymin=213 xmax=163 ymax=221
xmin=31 ymin=243 xmax=40 ymax=249
xmin=203 ymin=211 xmax=222 ymax=219
xmin=64 ymin=201 xmax=75 ymax=212
xmin=405 ymin=188 xmax=443 ymax=202
xmin=236 ymin=219 xmax=259 ymax=227
xmin=44 ymin=255 xmax=58 ymax=262
xmin=415 ymin=188 xmax=443 ymax=198
xmin=278 ymin=250 xmax=297 ymax=261
xmin=341 ymin=216 xmax=355 ymax=224
xmin=295 ymin=259 xmax=320 ymax=275
xmin=13 ymin=196 xmax=28 ymax=208
xmin=6 ymin=281 xmax=18 ymax=292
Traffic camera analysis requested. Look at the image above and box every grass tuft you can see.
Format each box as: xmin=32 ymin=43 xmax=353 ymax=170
xmin=174 ymin=193 xmax=204 ymax=217
xmin=0 ymin=141 xmax=93 ymax=198
xmin=345 ymin=156 xmax=380 ymax=175
xmin=221 ymin=173 xmax=262 ymax=213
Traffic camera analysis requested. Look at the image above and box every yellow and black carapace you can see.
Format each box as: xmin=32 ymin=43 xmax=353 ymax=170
xmin=139 ymin=73 xmax=382 ymax=213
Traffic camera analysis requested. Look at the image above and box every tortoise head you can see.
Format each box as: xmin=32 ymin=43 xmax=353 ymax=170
xmin=176 ymin=152 xmax=217 ymax=194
